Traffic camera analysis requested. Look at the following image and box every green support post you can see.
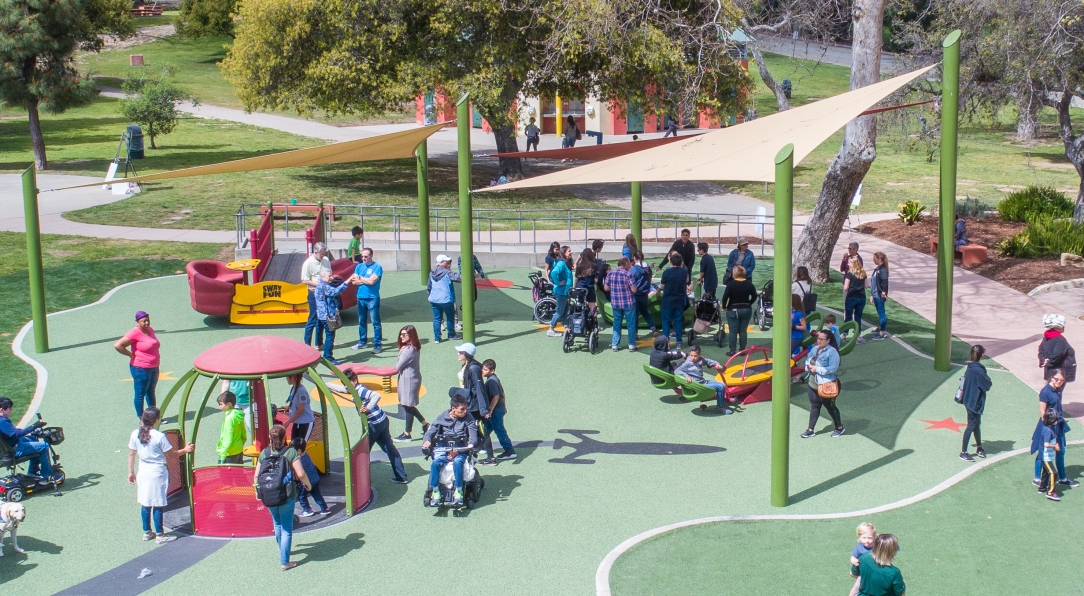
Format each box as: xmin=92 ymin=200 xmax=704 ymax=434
xmin=22 ymin=167 xmax=48 ymax=353
xmin=771 ymin=144 xmax=794 ymax=507
xmin=631 ymin=182 xmax=643 ymax=249
xmin=417 ymin=140 xmax=431 ymax=286
xmin=934 ymin=30 xmax=961 ymax=372
xmin=457 ymin=94 xmax=475 ymax=342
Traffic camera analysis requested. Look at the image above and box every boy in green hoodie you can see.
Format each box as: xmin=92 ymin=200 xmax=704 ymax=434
xmin=216 ymin=391 xmax=247 ymax=464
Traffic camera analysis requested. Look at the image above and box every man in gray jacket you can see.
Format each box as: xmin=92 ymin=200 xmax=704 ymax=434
xmin=427 ymin=255 xmax=462 ymax=343
xmin=422 ymin=395 xmax=478 ymax=506
xmin=674 ymin=346 xmax=733 ymax=415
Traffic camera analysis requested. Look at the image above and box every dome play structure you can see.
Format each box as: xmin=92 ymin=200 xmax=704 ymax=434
xmin=158 ymin=335 xmax=373 ymax=538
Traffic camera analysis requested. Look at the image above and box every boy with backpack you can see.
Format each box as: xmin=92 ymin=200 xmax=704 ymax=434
xmin=254 ymin=425 xmax=310 ymax=571
xmin=479 ymin=359 xmax=516 ymax=464
xmin=216 ymin=391 xmax=246 ymax=464
xmin=291 ymin=437 xmax=331 ymax=516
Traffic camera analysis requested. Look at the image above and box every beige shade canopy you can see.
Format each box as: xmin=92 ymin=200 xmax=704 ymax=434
xmin=44 ymin=122 xmax=450 ymax=192
xmin=479 ymin=65 xmax=934 ymax=192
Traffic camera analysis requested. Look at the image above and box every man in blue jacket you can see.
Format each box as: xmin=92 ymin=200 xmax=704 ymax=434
xmin=427 ymin=255 xmax=462 ymax=343
xmin=0 ymin=397 xmax=54 ymax=484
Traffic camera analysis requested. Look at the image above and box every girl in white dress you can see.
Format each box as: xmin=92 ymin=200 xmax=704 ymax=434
xmin=127 ymin=407 xmax=193 ymax=543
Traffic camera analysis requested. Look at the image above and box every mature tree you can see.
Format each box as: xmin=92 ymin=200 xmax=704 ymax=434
xmin=222 ymin=0 xmax=753 ymax=178
xmin=120 ymin=66 xmax=196 ymax=148
xmin=924 ymin=0 xmax=1084 ymax=217
xmin=793 ymin=0 xmax=888 ymax=282
xmin=0 ymin=0 xmax=132 ymax=170
xmin=175 ymin=0 xmax=237 ymax=38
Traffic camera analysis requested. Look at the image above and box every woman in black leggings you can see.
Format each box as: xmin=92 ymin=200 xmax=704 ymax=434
xmin=959 ymin=345 xmax=992 ymax=461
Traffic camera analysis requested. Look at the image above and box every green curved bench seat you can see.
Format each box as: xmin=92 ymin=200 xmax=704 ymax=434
xmin=674 ymin=377 xmax=719 ymax=402
xmin=801 ymin=311 xmax=824 ymax=347
xmin=837 ymin=320 xmax=859 ymax=356
xmin=643 ymin=364 xmax=679 ymax=390
xmin=598 ymin=285 xmax=694 ymax=327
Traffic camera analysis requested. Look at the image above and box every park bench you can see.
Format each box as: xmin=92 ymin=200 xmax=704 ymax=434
xmin=929 ymin=236 xmax=988 ymax=266
xmin=130 ymin=4 xmax=163 ymax=16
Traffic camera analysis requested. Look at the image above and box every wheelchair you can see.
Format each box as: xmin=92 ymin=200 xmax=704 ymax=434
xmin=422 ymin=439 xmax=484 ymax=510
xmin=0 ymin=416 xmax=66 ymax=502
xmin=563 ymin=287 xmax=600 ymax=354
xmin=529 ymin=271 xmax=557 ymax=324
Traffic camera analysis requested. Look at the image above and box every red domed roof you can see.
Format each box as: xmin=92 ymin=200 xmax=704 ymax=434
xmin=193 ymin=336 xmax=321 ymax=376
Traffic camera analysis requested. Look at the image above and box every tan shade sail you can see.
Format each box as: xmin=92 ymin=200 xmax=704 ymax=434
xmin=45 ymin=122 xmax=451 ymax=192
xmin=479 ymin=65 xmax=934 ymax=192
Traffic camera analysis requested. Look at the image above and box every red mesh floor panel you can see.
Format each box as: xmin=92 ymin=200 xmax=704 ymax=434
xmin=351 ymin=438 xmax=372 ymax=513
xmin=192 ymin=466 xmax=274 ymax=537
xmin=164 ymin=429 xmax=185 ymax=497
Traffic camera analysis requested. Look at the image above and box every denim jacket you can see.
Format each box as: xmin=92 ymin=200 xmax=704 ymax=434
xmin=805 ymin=344 xmax=840 ymax=386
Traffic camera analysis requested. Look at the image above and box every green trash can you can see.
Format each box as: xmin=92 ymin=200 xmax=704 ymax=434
xmin=126 ymin=125 xmax=144 ymax=159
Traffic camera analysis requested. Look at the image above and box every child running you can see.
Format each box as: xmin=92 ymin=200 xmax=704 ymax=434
xmin=291 ymin=437 xmax=331 ymax=517
xmin=215 ymin=391 xmax=246 ymax=464
xmin=848 ymin=522 xmax=877 ymax=596
xmin=480 ymin=359 xmax=516 ymax=463
xmin=1038 ymin=408 xmax=1063 ymax=501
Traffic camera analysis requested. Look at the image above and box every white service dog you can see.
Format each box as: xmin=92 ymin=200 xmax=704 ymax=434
xmin=0 ymin=502 xmax=27 ymax=556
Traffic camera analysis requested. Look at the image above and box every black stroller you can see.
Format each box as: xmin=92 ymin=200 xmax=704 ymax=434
xmin=529 ymin=271 xmax=557 ymax=324
xmin=563 ymin=287 xmax=599 ymax=353
xmin=686 ymin=294 xmax=725 ymax=347
xmin=751 ymin=280 xmax=774 ymax=331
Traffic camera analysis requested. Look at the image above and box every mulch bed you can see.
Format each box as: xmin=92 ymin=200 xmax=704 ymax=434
xmin=648 ymin=236 xmax=773 ymax=246
xmin=855 ymin=217 xmax=1084 ymax=295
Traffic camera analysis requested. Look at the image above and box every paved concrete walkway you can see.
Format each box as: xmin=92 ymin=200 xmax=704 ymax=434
xmin=835 ymin=233 xmax=1084 ymax=420
xmin=755 ymin=33 xmax=900 ymax=71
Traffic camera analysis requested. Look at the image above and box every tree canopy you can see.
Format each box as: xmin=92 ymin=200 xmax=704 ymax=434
xmin=175 ymin=0 xmax=238 ymax=39
xmin=222 ymin=0 xmax=753 ymax=176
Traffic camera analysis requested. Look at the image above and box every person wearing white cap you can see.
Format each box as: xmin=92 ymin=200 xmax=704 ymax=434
xmin=455 ymin=342 xmax=495 ymax=464
xmin=427 ymin=255 xmax=463 ymax=344
xmin=1040 ymin=314 xmax=1076 ymax=382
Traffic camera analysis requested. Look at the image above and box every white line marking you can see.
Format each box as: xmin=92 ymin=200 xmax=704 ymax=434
xmin=12 ymin=275 xmax=185 ymax=427
xmin=595 ymin=440 xmax=1084 ymax=595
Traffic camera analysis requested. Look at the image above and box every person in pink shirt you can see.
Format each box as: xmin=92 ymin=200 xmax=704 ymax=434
xmin=114 ymin=311 xmax=161 ymax=418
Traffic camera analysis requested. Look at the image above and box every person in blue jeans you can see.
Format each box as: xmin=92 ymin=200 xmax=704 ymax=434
xmin=314 ymin=269 xmax=351 ymax=364
xmin=674 ymin=347 xmax=733 ymax=414
xmin=604 ymin=257 xmax=639 ymax=351
xmin=660 ymin=253 xmax=690 ymax=349
xmin=300 ymin=243 xmax=330 ymax=350
xmin=630 ymin=252 xmax=658 ymax=335
xmin=254 ymin=425 xmax=311 ymax=571
xmin=422 ymin=394 xmax=478 ymax=507
xmin=842 ymin=256 xmax=868 ymax=344
xmin=868 ymin=252 xmax=890 ymax=340
xmin=351 ymin=248 xmax=384 ymax=354
xmin=0 ymin=397 xmax=54 ymax=483
xmin=1031 ymin=370 xmax=1080 ymax=488
xmin=547 ymin=246 xmax=572 ymax=337
xmin=481 ymin=359 xmax=517 ymax=461
xmin=427 ymin=255 xmax=463 ymax=343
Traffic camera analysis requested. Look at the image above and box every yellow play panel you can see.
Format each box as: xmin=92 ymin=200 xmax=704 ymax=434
xmin=230 ymin=281 xmax=309 ymax=325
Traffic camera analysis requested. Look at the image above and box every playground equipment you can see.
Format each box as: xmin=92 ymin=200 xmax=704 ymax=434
xmin=187 ymin=203 xmax=358 ymax=325
xmin=158 ymin=336 xmax=372 ymax=538
xmin=712 ymin=346 xmax=807 ymax=406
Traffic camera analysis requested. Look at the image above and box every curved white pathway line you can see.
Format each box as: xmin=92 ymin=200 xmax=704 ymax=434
xmin=595 ymin=439 xmax=1084 ymax=596
xmin=11 ymin=275 xmax=185 ymax=427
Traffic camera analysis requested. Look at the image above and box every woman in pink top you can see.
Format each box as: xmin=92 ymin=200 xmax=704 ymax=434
xmin=114 ymin=311 xmax=161 ymax=418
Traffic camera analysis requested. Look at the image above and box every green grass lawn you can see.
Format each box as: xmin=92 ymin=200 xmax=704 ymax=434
xmin=127 ymin=11 xmax=180 ymax=29
xmin=0 ymin=232 xmax=226 ymax=419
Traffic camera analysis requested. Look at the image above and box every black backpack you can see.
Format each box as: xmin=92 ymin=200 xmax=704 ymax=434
xmin=256 ymin=447 xmax=290 ymax=507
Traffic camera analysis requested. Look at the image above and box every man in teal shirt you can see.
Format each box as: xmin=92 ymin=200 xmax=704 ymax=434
xmin=351 ymin=248 xmax=384 ymax=353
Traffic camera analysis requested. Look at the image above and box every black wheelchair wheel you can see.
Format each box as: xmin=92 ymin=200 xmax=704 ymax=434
xmin=716 ymin=329 xmax=725 ymax=348
xmin=587 ymin=329 xmax=599 ymax=353
xmin=6 ymin=488 xmax=24 ymax=502
xmin=533 ymin=297 xmax=557 ymax=324
xmin=759 ymin=304 xmax=770 ymax=331
xmin=563 ymin=330 xmax=573 ymax=353
xmin=687 ymin=330 xmax=696 ymax=346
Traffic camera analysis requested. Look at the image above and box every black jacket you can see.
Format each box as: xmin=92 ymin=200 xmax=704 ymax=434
xmin=649 ymin=336 xmax=686 ymax=373
xmin=870 ymin=265 xmax=889 ymax=299
xmin=461 ymin=359 xmax=489 ymax=416
xmin=720 ymin=279 xmax=757 ymax=310
xmin=661 ymin=239 xmax=696 ymax=273
xmin=1039 ymin=334 xmax=1076 ymax=382
xmin=423 ymin=410 xmax=479 ymax=449
xmin=960 ymin=361 xmax=993 ymax=415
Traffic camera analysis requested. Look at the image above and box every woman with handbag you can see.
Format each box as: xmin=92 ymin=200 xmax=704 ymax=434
xmin=959 ymin=345 xmax=993 ymax=462
xmin=315 ymin=268 xmax=351 ymax=365
xmin=801 ymin=330 xmax=845 ymax=439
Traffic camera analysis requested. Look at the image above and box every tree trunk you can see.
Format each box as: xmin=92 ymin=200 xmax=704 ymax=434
xmin=1015 ymin=89 xmax=1042 ymax=142
xmin=491 ymin=122 xmax=523 ymax=180
xmin=750 ymin=45 xmax=789 ymax=112
xmin=1051 ymin=91 xmax=1084 ymax=223
xmin=792 ymin=0 xmax=886 ymax=283
xmin=27 ymin=99 xmax=48 ymax=171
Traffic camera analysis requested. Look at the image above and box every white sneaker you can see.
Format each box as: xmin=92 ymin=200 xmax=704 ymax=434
xmin=547 ymin=330 xmax=560 ymax=337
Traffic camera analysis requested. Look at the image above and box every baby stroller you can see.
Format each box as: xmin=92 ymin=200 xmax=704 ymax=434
xmin=687 ymin=294 xmax=725 ymax=347
xmin=563 ymin=287 xmax=599 ymax=353
xmin=751 ymin=280 xmax=774 ymax=331
xmin=529 ymin=271 xmax=557 ymax=324
xmin=422 ymin=443 xmax=485 ymax=510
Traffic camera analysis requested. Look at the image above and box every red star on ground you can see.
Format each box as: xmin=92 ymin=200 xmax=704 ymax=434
xmin=918 ymin=417 xmax=967 ymax=433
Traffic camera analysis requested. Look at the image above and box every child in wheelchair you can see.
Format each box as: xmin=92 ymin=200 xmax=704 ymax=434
xmin=422 ymin=394 xmax=481 ymax=508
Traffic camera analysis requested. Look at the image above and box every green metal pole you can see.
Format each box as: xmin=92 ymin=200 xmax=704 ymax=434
xmin=22 ymin=167 xmax=48 ymax=353
xmin=934 ymin=30 xmax=961 ymax=372
xmin=417 ymin=140 xmax=431 ymax=286
xmin=771 ymin=144 xmax=794 ymax=508
xmin=631 ymin=182 xmax=643 ymax=249
xmin=457 ymin=94 xmax=475 ymax=343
